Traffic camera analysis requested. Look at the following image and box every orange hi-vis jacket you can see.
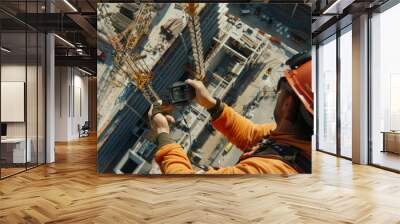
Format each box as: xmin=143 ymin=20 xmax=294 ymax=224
xmin=155 ymin=105 xmax=311 ymax=174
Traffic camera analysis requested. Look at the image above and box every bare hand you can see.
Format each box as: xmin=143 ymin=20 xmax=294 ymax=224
xmin=148 ymin=104 xmax=175 ymax=135
xmin=185 ymin=79 xmax=216 ymax=109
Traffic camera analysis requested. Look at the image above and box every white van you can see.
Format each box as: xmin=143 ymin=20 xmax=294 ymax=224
xmin=241 ymin=9 xmax=251 ymax=15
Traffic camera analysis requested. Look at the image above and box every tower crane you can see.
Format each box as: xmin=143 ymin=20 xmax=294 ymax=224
xmin=102 ymin=3 xmax=152 ymax=53
xmin=120 ymin=4 xmax=161 ymax=105
xmin=125 ymin=54 xmax=160 ymax=104
xmin=107 ymin=3 xmax=207 ymax=108
xmin=108 ymin=4 xmax=154 ymax=51
xmin=111 ymin=51 xmax=160 ymax=104
xmin=104 ymin=4 xmax=161 ymax=105
xmin=184 ymin=3 xmax=206 ymax=81
xmin=125 ymin=4 xmax=153 ymax=51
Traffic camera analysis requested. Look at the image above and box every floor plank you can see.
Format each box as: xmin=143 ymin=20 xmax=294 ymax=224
xmin=0 ymin=135 xmax=399 ymax=224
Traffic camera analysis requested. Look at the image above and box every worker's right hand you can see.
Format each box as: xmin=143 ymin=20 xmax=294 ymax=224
xmin=186 ymin=79 xmax=216 ymax=109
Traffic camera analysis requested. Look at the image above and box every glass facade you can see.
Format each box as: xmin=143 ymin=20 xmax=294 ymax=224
xmin=370 ymin=3 xmax=400 ymax=171
xmin=339 ymin=27 xmax=352 ymax=158
xmin=315 ymin=1 xmax=400 ymax=172
xmin=316 ymin=25 xmax=353 ymax=159
xmin=0 ymin=1 xmax=47 ymax=179
xmin=317 ymin=35 xmax=337 ymax=154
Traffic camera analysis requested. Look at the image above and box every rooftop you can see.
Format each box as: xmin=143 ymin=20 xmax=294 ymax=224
xmin=139 ymin=3 xmax=186 ymax=70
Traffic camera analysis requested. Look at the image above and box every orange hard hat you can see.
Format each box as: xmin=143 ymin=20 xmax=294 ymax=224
xmin=284 ymin=60 xmax=313 ymax=115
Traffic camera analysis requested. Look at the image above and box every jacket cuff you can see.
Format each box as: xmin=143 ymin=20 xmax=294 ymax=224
xmin=156 ymin=132 xmax=176 ymax=148
xmin=207 ymin=98 xmax=225 ymax=120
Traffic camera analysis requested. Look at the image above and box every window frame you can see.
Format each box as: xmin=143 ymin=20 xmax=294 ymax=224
xmin=367 ymin=1 xmax=400 ymax=173
xmin=315 ymin=24 xmax=353 ymax=161
xmin=0 ymin=0 xmax=48 ymax=180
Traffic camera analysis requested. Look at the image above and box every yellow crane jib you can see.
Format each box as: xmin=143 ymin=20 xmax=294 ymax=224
xmin=184 ymin=3 xmax=206 ymax=81
xmin=184 ymin=3 xmax=198 ymax=16
xmin=125 ymin=4 xmax=153 ymax=51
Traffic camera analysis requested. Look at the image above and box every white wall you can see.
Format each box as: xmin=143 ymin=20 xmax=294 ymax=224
xmin=71 ymin=72 xmax=89 ymax=138
xmin=1 ymin=65 xmax=26 ymax=138
xmin=1 ymin=63 xmax=46 ymax=163
xmin=55 ymin=67 xmax=69 ymax=141
xmin=1 ymin=64 xmax=26 ymax=81
xmin=54 ymin=67 xmax=89 ymax=141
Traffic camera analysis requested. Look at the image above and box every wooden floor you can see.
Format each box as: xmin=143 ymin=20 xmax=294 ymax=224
xmin=1 ymin=167 xmax=26 ymax=178
xmin=1 ymin=136 xmax=400 ymax=223
xmin=373 ymin=151 xmax=400 ymax=171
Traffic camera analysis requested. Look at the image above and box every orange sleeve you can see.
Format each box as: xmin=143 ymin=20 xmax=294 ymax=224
xmin=206 ymin=157 xmax=297 ymax=175
xmin=155 ymin=143 xmax=195 ymax=174
xmin=212 ymin=105 xmax=276 ymax=150
xmin=154 ymin=144 xmax=297 ymax=175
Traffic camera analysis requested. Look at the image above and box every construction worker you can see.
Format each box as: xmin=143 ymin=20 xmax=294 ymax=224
xmin=148 ymin=53 xmax=313 ymax=174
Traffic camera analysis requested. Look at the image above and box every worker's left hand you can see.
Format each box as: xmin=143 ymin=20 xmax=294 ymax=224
xmin=148 ymin=104 xmax=175 ymax=135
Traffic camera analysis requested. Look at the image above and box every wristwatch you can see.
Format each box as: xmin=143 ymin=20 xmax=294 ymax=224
xmin=207 ymin=98 xmax=224 ymax=120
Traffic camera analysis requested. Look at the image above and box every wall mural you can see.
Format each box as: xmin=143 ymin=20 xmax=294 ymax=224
xmin=97 ymin=3 xmax=312 ymax=175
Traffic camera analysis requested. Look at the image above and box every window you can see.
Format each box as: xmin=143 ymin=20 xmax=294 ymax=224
xmin=370 ymin=3 xmax=400 ymax=171
xmin=317 ymin=35 xmax=337 ymax=154
xmin=316 ymin=26 xmax=353 ymax=159
xmin=339 ymin=27 xmax=352 ymax=158
xmin=0 ymin=1 xmax=47 ymax=179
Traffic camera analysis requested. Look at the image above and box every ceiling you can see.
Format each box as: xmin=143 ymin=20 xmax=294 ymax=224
xmin=4 ymin=0 xmax=389 ymax=71
xmin=0 ymin=0 xmax=97 ymax=73
xmin=0 ymin=0 xmax=95 ymax=14
xmin=311 ymin=0 xmax=390 ymax=43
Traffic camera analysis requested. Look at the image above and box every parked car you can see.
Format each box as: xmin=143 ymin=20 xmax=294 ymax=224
xmin=235 ymin=22 xmax=242 ymax=29
xmin=245 ymin=111 xmax=254 ymax=119
xmin=262 ymin=73 xmax=269 ymax=80
xmin=261 ymin=14 xmax=268 ymax=21
xmin=97 ymin=49 xmax=107 ymax=62
xmin=224 ymin=143 xmax=234 ymax=154
xmin=246 ymin=28 xmax=253 ymax=35
xmin=240 ymin=9 xmax=251 ymax=15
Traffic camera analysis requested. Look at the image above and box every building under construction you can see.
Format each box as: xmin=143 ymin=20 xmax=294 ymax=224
xmin=97 ymin=3 xmax=309 ymax=174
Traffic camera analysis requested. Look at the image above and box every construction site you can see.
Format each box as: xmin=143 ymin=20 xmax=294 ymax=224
xmin=97 ymin=3 xmax=310 ymax=174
